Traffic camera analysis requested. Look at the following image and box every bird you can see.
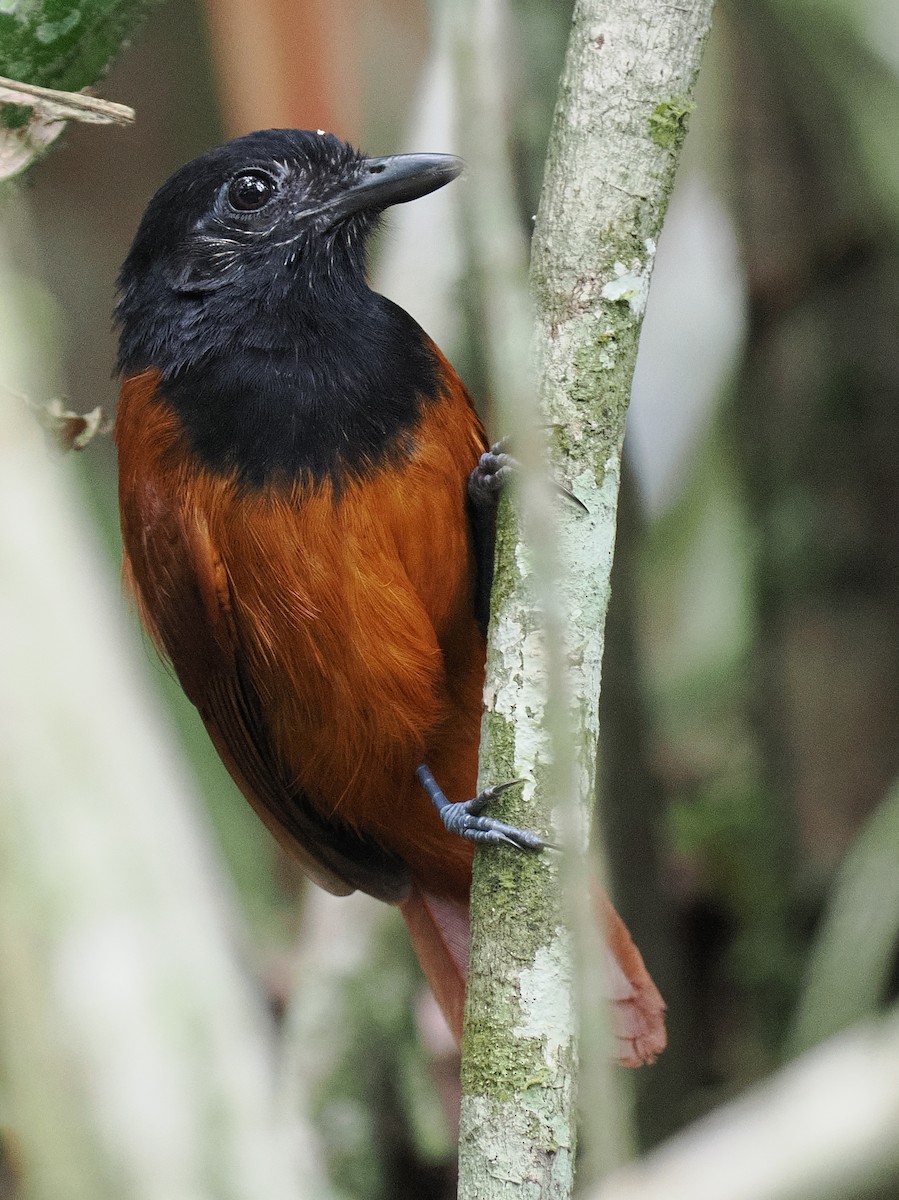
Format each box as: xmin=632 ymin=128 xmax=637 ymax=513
xmin=114 ymin=128 xmax=665 ymax=1065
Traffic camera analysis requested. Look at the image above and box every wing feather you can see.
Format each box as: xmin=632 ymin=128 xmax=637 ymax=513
xmin=122 ymin=470 xmax=410 ymax=903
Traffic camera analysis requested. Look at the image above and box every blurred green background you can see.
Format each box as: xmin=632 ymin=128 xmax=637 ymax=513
xmin=4 ymin=0 xmax=899 ymax=1194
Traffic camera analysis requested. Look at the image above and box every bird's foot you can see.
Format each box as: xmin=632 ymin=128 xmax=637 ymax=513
xmin=468 ymin=439 xmax=515 ymax=508
xmin=468 ymin=437 xmax=586 ymax=512
xmin=416 ymin=763 xmax=546 ymax=851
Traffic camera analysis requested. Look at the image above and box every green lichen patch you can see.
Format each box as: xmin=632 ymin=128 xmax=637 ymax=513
xmin=570 ymin=338 xmax=611 ymax=408
xmin=479 ymin=707 xmax=516 ymax=788
xmin=1 ymin=102 xmax=33 ymax=129
xmin=463 ymin=812 xmax=569 ymax=1101
xmin=461 ymin=1010 xmax=553 ymax=1105
xmin=648 ymin=95 xmax=695 ymax=149
xmin=567 ymin=315 xmax=639 ymax=457
xmin=484 ymin=494 xmax=523 ymax=621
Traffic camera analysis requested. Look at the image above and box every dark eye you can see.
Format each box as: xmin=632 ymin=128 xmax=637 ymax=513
xmin=226 ymin=170 xmax=277 ymax=212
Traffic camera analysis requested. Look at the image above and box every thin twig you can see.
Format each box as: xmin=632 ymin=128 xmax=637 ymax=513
xmin=0 ymin=76 xmax=135 ymax=124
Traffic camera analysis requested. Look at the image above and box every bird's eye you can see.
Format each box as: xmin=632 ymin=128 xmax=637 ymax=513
xmin=226 ymin=170 xmax=277 ymax=212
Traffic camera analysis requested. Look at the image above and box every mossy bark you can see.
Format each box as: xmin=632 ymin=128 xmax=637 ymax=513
xmin=458 ymin=0 xmax=714 ymax=1194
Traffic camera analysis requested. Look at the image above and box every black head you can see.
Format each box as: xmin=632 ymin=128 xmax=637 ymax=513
xmin=116 ymin=130 xmax=464 ymax=488
xmin=116 ymin=128 xmax=462 ymax=377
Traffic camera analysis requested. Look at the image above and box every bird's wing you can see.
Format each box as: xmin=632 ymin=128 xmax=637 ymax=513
xmin=120 ymin=468 xmax=411 ymax=903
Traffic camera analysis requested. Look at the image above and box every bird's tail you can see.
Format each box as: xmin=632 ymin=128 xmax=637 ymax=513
xmin=399 ymin=884 xmax=666 ymax=1066
xmin=596 ymin=892 xmax=667 ymax=1066
xmin=399 ymin=887 xmax=469 ymax=1041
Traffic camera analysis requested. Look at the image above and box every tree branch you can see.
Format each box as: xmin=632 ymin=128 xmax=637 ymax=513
xmin=454 ymin=0 xmax=713 ymax=1193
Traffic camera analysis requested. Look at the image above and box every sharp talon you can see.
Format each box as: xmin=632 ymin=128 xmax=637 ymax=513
xmin=477 ymin=778 xmax=527 ymax=805
xmin=466 ymin=778 xmax=526 ymax=816
xmin=555 ymin=483 xmax=588 ymax=512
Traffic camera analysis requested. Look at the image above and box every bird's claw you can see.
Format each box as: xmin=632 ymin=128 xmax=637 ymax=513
xmin=442 ymin=799 xmax=547 ymax=850
xmin=466 ymin=776 xmax=527 ymax=814
xmin=416 ymin=764 xmax=546 ymax=852
xmin=468 ymin=437 xmax=587 ymax=512
xmin=468 ymin=440 xmax=516 ymax=506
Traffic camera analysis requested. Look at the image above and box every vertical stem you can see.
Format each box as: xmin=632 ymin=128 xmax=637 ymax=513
xmin=454 ymin=0 xmax=714 ymax=1193
xmin=530 ymin=0 xmax=713 ymax=1176
xmin=452 ymin=0 xmax=586 ymax=1194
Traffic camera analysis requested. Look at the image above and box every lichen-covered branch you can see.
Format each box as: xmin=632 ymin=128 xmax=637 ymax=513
xmin=451 ymin=0 xmax=583 ymax=1194
xmin=454 ymin=0 xmax=713 ymax=1194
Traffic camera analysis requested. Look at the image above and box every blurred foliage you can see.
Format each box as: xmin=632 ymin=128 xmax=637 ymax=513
xmin=629 ymin=414 xmax=806 ymax=1098
xmin=508 ymin=0 xmax=572 ymax=211
xmin=611 ymin=0 xmax=899 ymax=1141
xmin=790 ymin=775 xmax=899 ymax=1057
xmin=310 ymin=924 xmax=455 ymax=1200
xmin=0 ymin=0 xmax=160 ymax=94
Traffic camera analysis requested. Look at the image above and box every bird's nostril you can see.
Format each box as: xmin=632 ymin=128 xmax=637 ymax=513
xmin=368 ymin=164 xmax=386 ymax=175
